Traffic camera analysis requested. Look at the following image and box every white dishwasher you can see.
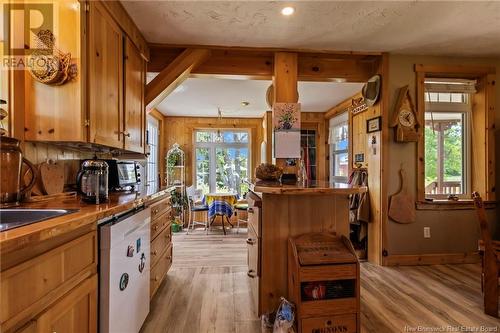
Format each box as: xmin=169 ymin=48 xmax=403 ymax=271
xmin=99 ymin=206 xmax=151 ymax=333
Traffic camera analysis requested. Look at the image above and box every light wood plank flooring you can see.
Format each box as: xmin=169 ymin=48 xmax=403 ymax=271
xmin=142 ymin=230 xmax=499 ymax=333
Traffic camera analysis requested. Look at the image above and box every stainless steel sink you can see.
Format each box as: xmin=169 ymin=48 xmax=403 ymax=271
xmin=0 ymin=209 xmax=80 ymax=231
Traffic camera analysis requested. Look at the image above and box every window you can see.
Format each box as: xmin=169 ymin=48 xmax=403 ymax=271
xmin=329 ymin=112 xmax=349 ymax=183
xmin=194 ymin=129 xmax=250 ymax=196
xmin=301 ymin=129 xmax=317 ymax=181
xmin=424 ymin=80 xmax=473 ymax=198
xmin=146 ymin=116 xmax=160 ymax=192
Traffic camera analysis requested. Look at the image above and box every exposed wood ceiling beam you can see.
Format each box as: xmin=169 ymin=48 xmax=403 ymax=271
xmin=148 ymin=45 xmax=379 ymax=82
xmin=145 ymin=48 xmax=211 ymax=107
xmin=324 ymin=92 xmax=362 ymax=119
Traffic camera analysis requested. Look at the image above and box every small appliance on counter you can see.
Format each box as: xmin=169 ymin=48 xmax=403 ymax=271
xmin=76 ymin=159 xmax=109 ymax=204
xmin=0 ymin=136 xmax=36 ymax=206
xmin=103 ymin=159 xmax=141 ymax=192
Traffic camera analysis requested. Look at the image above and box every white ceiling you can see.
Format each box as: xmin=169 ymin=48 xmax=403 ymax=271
xmin=153 ymin=77 xmax=363 ymax=117
xmin=123 ymin=1 xmax=500 ymax=56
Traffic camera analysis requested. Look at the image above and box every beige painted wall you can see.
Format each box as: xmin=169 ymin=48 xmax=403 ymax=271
xmin=386 ymin=54 xmax=499 ymax=255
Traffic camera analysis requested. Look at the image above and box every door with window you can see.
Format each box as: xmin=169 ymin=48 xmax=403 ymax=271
xmin=146 ymin=116 xmax=160 ymax=192
xmin=194 ymin=130 xmax=250 ymax=196
xmin=424 ymin=79 xmax=474 ymax=198
xmin=329 ymin=112 xmax=349 ymax=183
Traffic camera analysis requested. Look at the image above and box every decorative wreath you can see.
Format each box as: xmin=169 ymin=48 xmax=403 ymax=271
xmin=28 ymin=30 xmax=73 ymax=86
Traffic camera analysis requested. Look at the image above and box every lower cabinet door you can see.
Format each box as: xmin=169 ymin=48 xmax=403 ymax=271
xmin=35 ymin=275 xmax=97 ymax=333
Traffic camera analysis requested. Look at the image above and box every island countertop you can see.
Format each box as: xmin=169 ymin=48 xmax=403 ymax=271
xmin=250 ymin=180 xmax=367 ymax=195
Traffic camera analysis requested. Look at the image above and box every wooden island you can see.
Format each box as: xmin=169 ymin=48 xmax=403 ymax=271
xmin=246 ymin=180 xmax=367 ymax=316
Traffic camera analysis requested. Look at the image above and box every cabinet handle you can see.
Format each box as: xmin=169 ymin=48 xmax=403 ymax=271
xmin=247 ymin=269 xmax=257 ymax=278
xmin=154 ymin=276 xmax=159 ymax=282
xmin=248 ymin=208 xmax=254 ymax=214
xmin=246 ymin=238 xmax=256 ymax=245
xmin=154 ymin=225 xmax=158 ymax=231
xmin=153 ymin=209 xmax=159 ymax=214
xmin=153 ymin=250 xmax=157 ymax=255
xmin=166 ymin=255 xmax=172 ymax=260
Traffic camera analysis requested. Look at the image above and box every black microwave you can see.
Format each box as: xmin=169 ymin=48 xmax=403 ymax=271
xmin=105 ymin=160 xmax=141 ymax=190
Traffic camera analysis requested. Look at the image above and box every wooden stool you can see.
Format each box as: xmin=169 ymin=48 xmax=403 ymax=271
xmin=288 ymin=233 xmax=360 ymax=333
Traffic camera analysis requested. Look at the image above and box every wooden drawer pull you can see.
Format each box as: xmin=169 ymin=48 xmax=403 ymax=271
xmin=166 ymin=255 xmax=172 ymax=260
xmin=153 ymin=209 xmax=159 ymax=214
xmin=154 ymin=225 xmax=158 ymax=231
xmin=246 ymin=238 xmax=256 ymax=245
xmin=153 ymin=250 xmax=157 ymax=255
xmin=247 ymin=269 xmax=257 ymax=278
xmin=154 ymin=276 xmax=159 ymax=282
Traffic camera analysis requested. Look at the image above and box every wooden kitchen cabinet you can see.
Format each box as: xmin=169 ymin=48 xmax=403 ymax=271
xmin=149 ymin=196 xmax=173 ymax=299
xmin=88 ymin=0 xmax=124 ymax=149
xmin=34 ymin=274 xmax=97 ymax=333
xmin=1 ymin=231 xmax=97 ymax=333
xmin=124 ymin=37 xmax=146 ymax=153
xmin=23 ymin=0 xmax=149 ymax=153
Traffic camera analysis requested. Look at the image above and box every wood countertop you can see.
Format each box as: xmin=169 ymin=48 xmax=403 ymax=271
xmin=250 ymin=180 xmax=367 ymax=195
xmin=0 ymin=187 xmax=174 ymax=256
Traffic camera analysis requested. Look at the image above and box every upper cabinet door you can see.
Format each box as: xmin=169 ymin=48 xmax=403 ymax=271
xmin=124 ymin=38 xmax=146 ymax=153
xmin=88 ymin=1 xmax=123 ymax=149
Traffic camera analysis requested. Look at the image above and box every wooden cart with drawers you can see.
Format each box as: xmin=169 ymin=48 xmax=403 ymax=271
xmin=288 ymin=233 xmax=360 ymax=333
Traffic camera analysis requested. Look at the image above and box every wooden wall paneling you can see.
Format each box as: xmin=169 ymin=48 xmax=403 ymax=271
xmin=375 ymin=53 xmax=390 ymax=266
xmin=100 ymin=1 xmax=150 ymax=60
xmin=145 ymin=48 xmax=211 ymax=107
xmin=88 ymin=1 xmax=124 ymax=149
xmin=164 ymin=117 xmax=264 ymax=186
xmin=24 ymin=0 xmax=84 ymax=142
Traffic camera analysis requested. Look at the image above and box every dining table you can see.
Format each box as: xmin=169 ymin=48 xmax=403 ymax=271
xmin=202 ymin=192 xmax=239 ymax=235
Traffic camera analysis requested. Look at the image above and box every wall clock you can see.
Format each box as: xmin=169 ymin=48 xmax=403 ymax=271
xmin=390 ymin=85 xmax=420 ymax=142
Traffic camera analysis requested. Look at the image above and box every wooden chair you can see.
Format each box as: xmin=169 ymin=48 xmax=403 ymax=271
xmin=472 ymin=191 xmax=500 ymax=317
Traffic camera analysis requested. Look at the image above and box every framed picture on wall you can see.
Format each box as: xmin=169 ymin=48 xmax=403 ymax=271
xmin=366 ymin=116 xmax=382 ymax=133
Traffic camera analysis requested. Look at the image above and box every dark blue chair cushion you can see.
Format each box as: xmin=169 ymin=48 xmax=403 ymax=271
xmin=191 ymin=205 xmax=209 ymax=212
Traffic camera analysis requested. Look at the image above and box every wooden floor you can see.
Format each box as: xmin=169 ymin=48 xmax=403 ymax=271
xmin=142 ymin=228 xmax=500 ymax=333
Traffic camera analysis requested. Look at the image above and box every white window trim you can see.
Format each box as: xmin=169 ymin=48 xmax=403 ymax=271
xmin=424 ymin=96 xmax=472 ymax=199
xmin=146 ymin=116 xmax=160 ymax=192
xmin=329 ymin=112 xmax=349 ymax=184
xmin=193 ymin=129 xmax=251 ymax=194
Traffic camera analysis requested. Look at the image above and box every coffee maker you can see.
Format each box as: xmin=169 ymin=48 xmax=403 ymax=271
xmin=76 ymin=159 xmax=109 ymax=204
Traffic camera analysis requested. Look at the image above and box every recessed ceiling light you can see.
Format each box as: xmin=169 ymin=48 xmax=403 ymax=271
xmin=241 ymin=101 xmax=250 ymax=106
xmin=281 ymin=6 xmax=295 ymax=16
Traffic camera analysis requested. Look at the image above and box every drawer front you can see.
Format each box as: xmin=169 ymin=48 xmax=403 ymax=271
xmin=151 ymin=197 xmax=171 ymax=221
xmin=151 ymin=210 xmax=171 ymax=240
xmin=150 ymin=244 xmax=173 ymax=298
xmin=247 ymin=224 xmax=260 ymax=277
xmin=301 ymin=314 xmax=357 ymax=333
xmin=1 ymin=232 xmax=97 ymax=325
xmin=247 ymin=206 xmax=260 ymax=237
xmin=151 ymin=224 xmax=172 ymax=267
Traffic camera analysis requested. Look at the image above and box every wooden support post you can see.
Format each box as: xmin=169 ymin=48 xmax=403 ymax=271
xmin=145 ymin=48 xmax=211 ymax=108
xmin=273 ymin=52 xmax=298 ymax=172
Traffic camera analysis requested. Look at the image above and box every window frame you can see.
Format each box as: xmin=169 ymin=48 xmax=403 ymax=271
xmin=193 ymin=129 xmax=251 ymax=194
xmin=146 ymin=115 xmax=160 ymax=192
xmin=423 ymin=95 xmax=472 ymax=199
xmin=415 ymin=64 xmax=496 ymax=203
xmin=329 ymin=112 xmax=349 ymax=184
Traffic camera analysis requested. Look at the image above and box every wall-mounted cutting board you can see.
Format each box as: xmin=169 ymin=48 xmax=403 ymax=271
xmin=39 ymin=160 xmax=65 ymax=195
xmin=388 ymin=169 xmax=416 ymax=224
